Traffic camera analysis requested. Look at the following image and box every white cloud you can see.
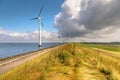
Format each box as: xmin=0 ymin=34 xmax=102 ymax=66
xmin=54 ymin=0 xmax=120 ymax=42
xmin=9 ymin=33 xmax=27 ymax=37
xmin=0 ymin=28 xmax=58 ymax=42
xmin=0 ymin=27 xmax=6 ymax=34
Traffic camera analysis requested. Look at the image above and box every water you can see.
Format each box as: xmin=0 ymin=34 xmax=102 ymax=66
xmin=0 ymin=43 xmax=59 ymax=59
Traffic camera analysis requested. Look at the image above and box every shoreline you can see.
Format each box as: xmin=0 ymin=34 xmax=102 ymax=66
xmin=0 ymin=44 xmax=62 ymax=74
xmin=0 ymin=44 xmax=62 ymax=62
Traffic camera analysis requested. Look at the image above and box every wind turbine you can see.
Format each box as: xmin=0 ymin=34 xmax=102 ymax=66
xmin=32 ymin=7 xmax=43 ymax=47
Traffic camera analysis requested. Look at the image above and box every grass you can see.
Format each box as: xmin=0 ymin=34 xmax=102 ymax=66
xmin=79 ymin=43 xmax=120 ymax=52
xmin=0 ymin=43 xmax=120 ymax=80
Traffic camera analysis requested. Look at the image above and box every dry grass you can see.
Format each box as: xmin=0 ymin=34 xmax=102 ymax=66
xmin=0 ymin=43 xmax=120 ymax=80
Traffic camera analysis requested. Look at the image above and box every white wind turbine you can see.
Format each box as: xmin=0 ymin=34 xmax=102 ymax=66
xmin=32 ymin=7 xmax=44 ymax=47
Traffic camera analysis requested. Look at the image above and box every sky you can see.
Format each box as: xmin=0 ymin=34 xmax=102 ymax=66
xmin=0 ymin=0 xmax=120 ymax=42
xmin=0 ymin=0 xmax=63 ymax=32
xmin=55 ymin=0 xmax=120 ymax=42
xmin=0 ymin=0 xmax=63 ymax=42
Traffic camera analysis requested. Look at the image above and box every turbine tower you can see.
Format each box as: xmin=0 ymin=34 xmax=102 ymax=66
xmin=32 ymin=7 xmax=43 ymax=47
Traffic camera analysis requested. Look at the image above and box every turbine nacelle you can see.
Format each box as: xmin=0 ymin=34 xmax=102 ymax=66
xmin=38 ymin=17 xmax=41 ymax=20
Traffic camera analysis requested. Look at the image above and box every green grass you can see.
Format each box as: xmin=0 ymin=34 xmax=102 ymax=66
xmin=79 ymin=43 xmax=120 ymax=52
xmin=0 ymin=43 xmax=120 ymax=80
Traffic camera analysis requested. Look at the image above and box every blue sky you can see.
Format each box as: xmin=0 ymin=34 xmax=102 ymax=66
xmin=0 ymin=0 xmax=64 ymax=33
xmin=0 ymin=0 xmax=120 ymax=42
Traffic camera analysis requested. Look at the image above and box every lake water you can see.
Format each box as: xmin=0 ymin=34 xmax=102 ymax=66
xmin=0 ymin=43 xmax=59 ymax=59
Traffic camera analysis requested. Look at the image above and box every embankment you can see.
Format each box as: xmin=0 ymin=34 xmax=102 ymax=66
xmin=0 ymin=43 xmax=120 ymax=80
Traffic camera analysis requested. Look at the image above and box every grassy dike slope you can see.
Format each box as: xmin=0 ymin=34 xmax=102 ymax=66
xmin=0 ymin=43 xmax=120 ymax=80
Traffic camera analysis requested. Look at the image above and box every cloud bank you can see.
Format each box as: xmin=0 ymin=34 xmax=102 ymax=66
xmin=54 ymin=0 xmax=120 ymax=42
xmin=0 ymin=27 xmax=58 ymax=42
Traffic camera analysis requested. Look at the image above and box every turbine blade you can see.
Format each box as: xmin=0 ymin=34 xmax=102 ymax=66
xmin=39 ymin=6 xmax=43 ymax=16
xmin=31 ymin=17 xmax=38 ymax=20
xmin=41 ymin=21 xmax=44 ymax=27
